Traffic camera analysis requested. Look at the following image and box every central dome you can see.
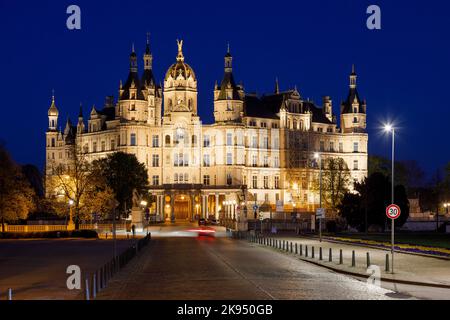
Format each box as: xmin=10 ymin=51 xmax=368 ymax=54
xmin=164 ymin=39 xmax=196 ymax=81
xmin=165 ymin=60 xmax=196 ymax=81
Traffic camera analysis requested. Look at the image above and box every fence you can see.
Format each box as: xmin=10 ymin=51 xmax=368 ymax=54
xmin=83 ymin=232 xmax=152 ymax=300
xmin=1 ymin=223 xmax=129 ymax=233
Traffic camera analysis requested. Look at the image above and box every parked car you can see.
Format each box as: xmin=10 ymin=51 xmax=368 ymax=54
xmin=198 ymin=218 xmax=206 ymax=226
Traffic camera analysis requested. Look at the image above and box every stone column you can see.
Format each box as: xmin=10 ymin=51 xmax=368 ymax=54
xmin=215 ymin=193 xmax=219 ymax=220
xmin=201 ymin=195 xmax=206 ymax=218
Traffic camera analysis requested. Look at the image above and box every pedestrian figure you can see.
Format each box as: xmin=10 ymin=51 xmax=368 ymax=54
xmin=132 ymin=224 xmax=136 ymax=238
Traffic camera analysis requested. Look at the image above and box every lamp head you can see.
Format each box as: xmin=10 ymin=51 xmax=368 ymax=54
xmin=384 ymin=124 xmax=393 ymax=132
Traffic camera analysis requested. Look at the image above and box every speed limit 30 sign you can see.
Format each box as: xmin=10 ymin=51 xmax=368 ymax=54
xmin=386 ymin=204 xmax=401 ymax=220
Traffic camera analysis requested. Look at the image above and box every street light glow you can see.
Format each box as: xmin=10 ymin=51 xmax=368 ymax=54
xmin=314 ymin=152 xmax=319 ymax=159
xmin=140 ymin=200 xmax=148 ymax=207
xmin=68 ymin=199 xmax=74 ymax=206
xmin=384 ymin=123 xmax=393 ymax=132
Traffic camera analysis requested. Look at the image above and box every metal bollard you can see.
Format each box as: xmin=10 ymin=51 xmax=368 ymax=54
xmin=290 ymin=242 xmax=293 ymax=253
xmin=305 ymin=245 xmax=308 ymax=257
xmin=385 ymin=254 xmax=390 ymax=272
xmin=329 ymin=248 xmax=332 ymax=262
xmin=319 ymin=247 xmax=323 ymax=260
xmin=8 ymin=288 xmax=12 ymax=301
xmin=300 ymin=244 xmax=303 ymax=256
xmin=366 ymin=252 xmax=371 ymax=268
xmin=351 ymin=250 xmax=355 ymax=267
xmin=85 ymin=278 xmax=90 ymax=301
xmin=92 ymin=274 xmax=97 ymax=299
xmin=295 ymin=243 xmax=298 ymax=254
xmin=339 ymin=249 xmax=343 ymax=264
xmin=312 ymin=246 xmax=315 ymax=259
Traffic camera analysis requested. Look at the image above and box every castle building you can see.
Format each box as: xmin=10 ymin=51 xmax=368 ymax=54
xmin=45 ymin=38 xmax=368 ymax=223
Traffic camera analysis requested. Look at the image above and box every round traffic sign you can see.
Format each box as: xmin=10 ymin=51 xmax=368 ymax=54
xmin=386 ymin=204 xmax=401 ymax=220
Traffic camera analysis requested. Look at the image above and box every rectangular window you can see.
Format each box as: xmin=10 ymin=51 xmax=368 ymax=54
xmin=264 ymin=155 xmax=269 ymax=167
xmin=203 ymin=135 xmax=210 ymax=147
xmin=152 ymin=154 xmax=159 ymax=167
xmin=339 ymin=142 xmax=343 ymax=153
xmin=252 ymin=154 xmax=258 ymax=167
xmin=272 ymin=123 xmax=279 ymax=129
xmin=274 ymin=137 xmax=279 ymax=149
xmin=226 ymin=133 xmax=232 ymax=146
xmin=252 ymin=136 xmax=258 ymax=148
xmin=353 ymin=142 xmax=359 ymax=153
xmin=261 ymin=122 xmax=267 ymax=128
xmin=101 ymin=141 xmax=105 ymax=152
xmin=152 ymin=175 xmax=159 ymax=186
xmin=111 ymin=140 xmax=115 ymax=150
xmin=252 ymin=176 xmax=258 ymax=189
xmin=203 ymin=175 xmax=210 ymax=186
xmin=226 ymin=152 xmax=232 ymax=165
xmin=93 ymin=142 xmax=97 ymax=153
xmin=320 ymin=141 xmax=325 ymax=151
xmin=274 ymin=156 xmax=279 ymax=168
xmin=263 ymin=176 xmax=269 ymax=189
xmin=263 ymin=137 xmax=269 ymax=149
xmin=274 ymin=176 xmax=280 ymax=189
xmin=152 ymin=135 xmax=159 ymax=147
xmin=184 ymin=173 xmax=189 ymax=182
xmin=249 ymin=120 xmax=257 ymax=127
xmin=203 ymin=154 xmax=210 ymax=167
xmin=51 ymin=138 xmax=55 ymax=147
xmin=265 ymin=193 xmax=269 ymax=202
xmin=353 ymin=160 xmax=359 ymax=170
xmin=131 ymin=133 xmax=136 ymax=146
xmin=174 ymin=173 xmax=179 ymax=183
xmin=330 ymin=141 xmax=334 ymax=152
xmin=226 ymin=174 xmax=232 ymax=185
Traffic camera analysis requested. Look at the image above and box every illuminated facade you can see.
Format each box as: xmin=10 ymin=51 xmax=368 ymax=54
xmin=45 ymin=38 xmax=368 ymax=222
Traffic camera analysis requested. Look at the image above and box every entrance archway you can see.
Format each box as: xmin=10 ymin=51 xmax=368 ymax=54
xmin=173 ymin=194 xmax=191 ymax=221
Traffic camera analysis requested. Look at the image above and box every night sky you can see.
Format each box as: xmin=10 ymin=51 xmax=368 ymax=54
xmin=0 ymin=0 xmax=449 ymax=178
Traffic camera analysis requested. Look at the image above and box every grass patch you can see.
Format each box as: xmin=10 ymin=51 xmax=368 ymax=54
xmin=332 ymin=233 xmax=450 ymax=249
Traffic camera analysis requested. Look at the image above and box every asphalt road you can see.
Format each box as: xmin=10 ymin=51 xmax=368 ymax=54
xmin=97 ymin=236 xmax=397 ymax=300
xmin=0 ymin=238 xmax=134 ymax=300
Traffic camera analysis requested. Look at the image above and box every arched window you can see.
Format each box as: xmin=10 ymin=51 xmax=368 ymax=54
xmin=165 ymin=135 xmax=171 ymax=145
xmin=168 ymin=99 xmax=172 ymax=108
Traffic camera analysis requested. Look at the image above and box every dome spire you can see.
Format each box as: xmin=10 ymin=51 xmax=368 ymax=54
xmin=176 ymin=39 xmax=184 ymax=62
xmin=275 ymin=77 xmax=280 ymax=94
xmin=224 ymin=42 xmax=232 ymax=72
xmin=144 ymin=33 xmax=153 ymax=70
xmin=350 ymin=64 xmax=357 ymax=89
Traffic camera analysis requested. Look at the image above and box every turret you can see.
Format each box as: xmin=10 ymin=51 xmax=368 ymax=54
xmin=340 ymin=65 xmax=367 ymax=133
xmin=77 ymin=104 xmax=85 ymax=134
xmin=213 ymin=44 xmax=244 ymax=123
xmin=47 ymin=92 xmax=59 ymax=131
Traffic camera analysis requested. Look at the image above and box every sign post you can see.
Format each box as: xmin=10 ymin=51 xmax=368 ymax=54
xmin=386 ymin=204 xmax=401 ymax=273
xmin=316 ymin=208 xmax=325 ymax=242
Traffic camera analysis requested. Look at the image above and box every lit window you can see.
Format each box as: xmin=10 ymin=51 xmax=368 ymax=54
xmin=353 ymin=160 xmax=359 ymax=170
xmin=152 ymin=135 xmax=159 ymax=147
xmin=152 ymin=154 xmax=159 ymax=167
xmin=353 ymin=142 xmax=359 ymax=153
xmin=152 ymin=175 xmax=159 ymax=186
xmin=203 ymin=175 xmax=210 ymax=186
xmin=226 ymin=153 xmax=232 ymax=165
xmin=252 ymin=176 xmax=258 ymax=189
xmin=227 ymin=133 xmax=232 ymax=146
xmin=131 ymin=133 xmax=136 ymax=146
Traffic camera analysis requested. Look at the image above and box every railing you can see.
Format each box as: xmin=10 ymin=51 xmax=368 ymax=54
xmin=1 ymin=223 xmax=129 ymax=233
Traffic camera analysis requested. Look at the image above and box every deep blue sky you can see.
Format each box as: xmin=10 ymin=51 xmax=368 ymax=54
xmin=0 ymin=0 xmax=449 ymax=178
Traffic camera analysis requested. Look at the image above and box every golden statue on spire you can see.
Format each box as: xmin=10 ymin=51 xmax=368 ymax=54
xmin=176 ymin=39 xmax=184 ymax=61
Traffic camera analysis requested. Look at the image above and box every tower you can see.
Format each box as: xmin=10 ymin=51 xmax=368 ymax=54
xmin=141 ymin=34 xmax=162 ymax=125
xmin=340 ymin=65 xmax=367 ymax=133
xmin=47 ymin=92 xmax=59 ymax=131
xmin=77 ymin=104 xmax=85 ymax=134
xmin=163 ymin=39 xmax=198 ymax=116
xmin=213 ymin=44 xmax=244 ymax=123
xmin=117 ymin=44 xmax=148 ymax=122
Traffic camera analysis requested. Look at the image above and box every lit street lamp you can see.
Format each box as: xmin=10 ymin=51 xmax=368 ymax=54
xmin=314 ymin=152 xmax=323 ymax=242
xmin=384 ymin=123 xmax=396 ymax=273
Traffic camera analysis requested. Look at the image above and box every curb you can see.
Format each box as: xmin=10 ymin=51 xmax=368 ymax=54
xmin=246 ymin=238 xmax=450 ymax=290
xmin=298 ymin=235 xmax=450 ymax=261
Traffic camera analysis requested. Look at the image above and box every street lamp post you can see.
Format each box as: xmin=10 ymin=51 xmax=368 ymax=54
xmin=384 ymin=124 xmax=395 ymax=273
xmin=314 ymin=152 xmax=322 ymax=242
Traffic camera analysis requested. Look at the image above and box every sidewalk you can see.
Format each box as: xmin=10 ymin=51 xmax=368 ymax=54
xmin=250 ymin=235 xmax=450 ymax=288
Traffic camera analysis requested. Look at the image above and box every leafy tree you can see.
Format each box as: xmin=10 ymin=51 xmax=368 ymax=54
xmin=313 ymin=157 xmax=351 ymax=211
xmin=339 ymin=172 xmax=410 ymax=231
xmin=0 ymin=145 xmax=35 ymax=231
xmin=92 ymin=152 xmax=148 ymax=217
xmin=47 ymin=144 xmax=115 ymax=228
